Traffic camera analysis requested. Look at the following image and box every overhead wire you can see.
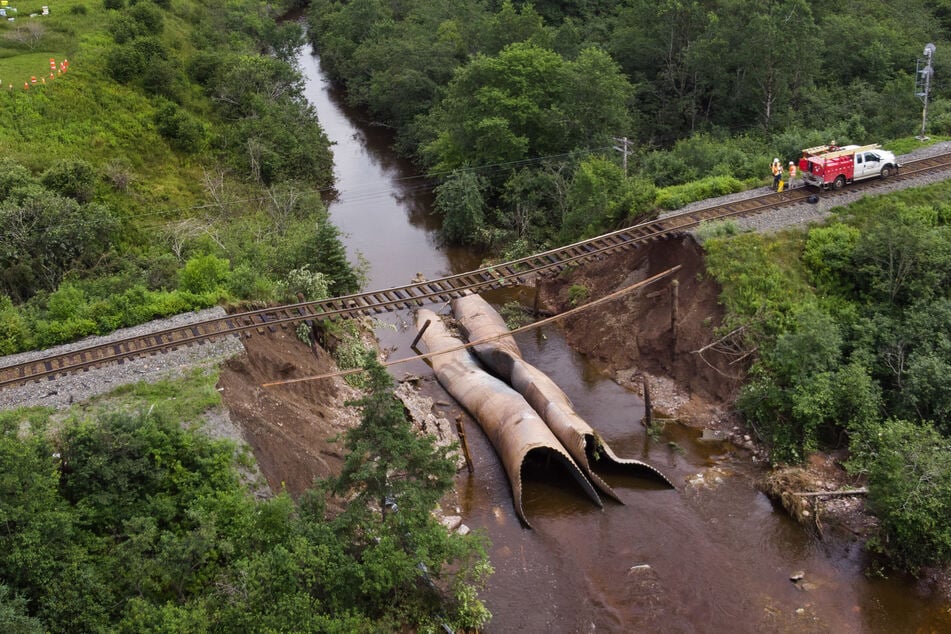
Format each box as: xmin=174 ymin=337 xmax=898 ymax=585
xmin=260 ymin=264 xmax=681 ymax=388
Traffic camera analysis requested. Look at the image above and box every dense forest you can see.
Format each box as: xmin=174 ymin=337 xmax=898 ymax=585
xmin=0 ymin=0 xmax=357 ymax=355
xmin=0 ymin=359 xmax=492 ymax=632
xmin=702 ymin=183 xmax=951 ymax=572
xmin=307 ymin=0 xmax=950 ymax=250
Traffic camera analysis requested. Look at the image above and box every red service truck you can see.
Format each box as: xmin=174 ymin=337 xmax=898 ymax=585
xmin=798 ymin=144 xmax=900 ymax=190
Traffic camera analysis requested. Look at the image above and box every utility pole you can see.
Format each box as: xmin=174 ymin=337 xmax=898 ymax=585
xmin=612 ymin=136 xmax=631 ymax=176
xmin=916 ymin=43 xmax=936 ymax=141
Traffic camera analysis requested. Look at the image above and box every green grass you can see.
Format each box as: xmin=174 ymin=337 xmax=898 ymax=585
xmin=70 ymin=367 xmax=225 ymax=424
xmin=886 ymin=134 xmax=951 ymax=156
xmin=0 ymin=51 xmax=63 ymax=85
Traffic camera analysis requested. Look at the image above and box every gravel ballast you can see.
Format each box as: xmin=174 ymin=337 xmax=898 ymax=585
xmin=1 ymin=307 xmax=245 ymax=411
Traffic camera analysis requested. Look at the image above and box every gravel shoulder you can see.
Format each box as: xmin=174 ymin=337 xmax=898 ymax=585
xmin=0 ymin=307 xmax=245 ymax=411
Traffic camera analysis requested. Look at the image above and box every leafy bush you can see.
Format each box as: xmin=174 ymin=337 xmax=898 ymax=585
xmin=33 ymin=317 xmax=100 ymax=348
xmin=858 ymin=420 xmax=951 ymax=572
xmin=435 ymin=171 xmax=488 ymax=245
xmin=177 ymin=254 xmax=230 ymax=295
xmin=655 ymin=175 xmax=746 ymax=210
xmin=128 ymin=1 xmax=165 ymax=36
xmin=46 ymin=284 xmax=88 ymax=321
xmin=40 ymin=159 xmax=97 ymax=204
xmin=276 ymin=266 xmax=329 ymax=304
xmin=0 ymin=296 xmax=31 ymax=354
xmin=0 ymin=159 xmax=34 ymax=199
xmin=226 ymin=264 xmax=274 ymax=301
xmin=153 ymin=101 xmax=207 ymax=153
xmin=801 ymin=222 xmax=860 ymax=294
xmin=561 ymin=157 xmax=656 ymax=238
xmin=567 ymin=284 xmax=588 ymax=306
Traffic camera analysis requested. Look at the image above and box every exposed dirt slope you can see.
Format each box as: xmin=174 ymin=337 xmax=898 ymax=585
xmin=536 ymin=234 xmax=742 ymax=429
xmin=217 ymin=329 xmax=361 ymax=497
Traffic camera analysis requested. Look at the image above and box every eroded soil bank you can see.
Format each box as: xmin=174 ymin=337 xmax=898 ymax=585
xmin=536 ymin=235 xmax=741 ymax=430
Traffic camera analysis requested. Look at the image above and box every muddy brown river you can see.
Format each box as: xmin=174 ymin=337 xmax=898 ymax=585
xmin=297 ymin=46 xmax=950 ymax=632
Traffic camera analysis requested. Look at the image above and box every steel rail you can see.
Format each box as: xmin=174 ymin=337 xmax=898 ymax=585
xmin=4 ymin=151 xmax=951 ymax=391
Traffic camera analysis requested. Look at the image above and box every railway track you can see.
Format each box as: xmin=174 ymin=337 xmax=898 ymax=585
xmin=4 ymin=151 xmax=951 ymax=391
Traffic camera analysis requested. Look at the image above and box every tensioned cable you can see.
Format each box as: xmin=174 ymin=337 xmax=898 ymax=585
xmin=260 ymin=264 xmax=681 ymax=388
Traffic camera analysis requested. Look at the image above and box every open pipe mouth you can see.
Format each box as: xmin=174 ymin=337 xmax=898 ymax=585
xmin=515 ymin=446 xmax=603 ymax=528
xmin=520 ymin=446 xmax=603 ymax=506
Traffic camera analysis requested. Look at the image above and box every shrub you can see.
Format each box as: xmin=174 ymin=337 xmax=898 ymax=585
xmin=227 ymin=264 xmax=274 ymax=301
xmin=0 ymin=296 xmax=31 ymax=354
xmin=178 ymin=254 xmax=230 ymax=295
xmin=435 ymin=171 xmax=488 ymax=246
xmin=802 ymin=223 xmax=861 ymax=293
xmin=105 ymin=44 xmax=145 ymax=83
xmin=0 ymin=159 xmax=34 ymax=199
xmin=46 ymin=284 xmax=89 ymax=321
xmin=567 ymin=284 xmax=588 ymax=306
xmin=128 ymin=1 xmax=165 ymax=35
xmin=40 ymin=159 xmax=97 ymax=204
xmin=154 ymin=102 xmax=207 ymax=153
xmin=861 ymin=420 xmax=951 ymax=572
xmin=33 ymin=317 xmax=99 ymax=348
xmin=277 ymin=266 xmax=329 ymax=303
xmin=655 ymin=176 xmax=745 ymax=211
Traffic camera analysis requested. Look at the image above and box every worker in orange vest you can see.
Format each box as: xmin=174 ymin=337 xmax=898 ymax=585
xmin=771 ymin=158 xmax=782 ymax=191
xmin=787 ymin=161 xmax=797 ymax=189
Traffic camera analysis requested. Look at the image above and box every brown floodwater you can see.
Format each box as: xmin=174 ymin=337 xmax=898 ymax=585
xmin=297 ymin=46 xmax=951 ymax=632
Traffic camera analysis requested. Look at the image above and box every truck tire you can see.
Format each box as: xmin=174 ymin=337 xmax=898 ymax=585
xmin=833 ymin=175 xmax=846 ymax=190
xmin=881 ymin=165 xmax=892 ymax=179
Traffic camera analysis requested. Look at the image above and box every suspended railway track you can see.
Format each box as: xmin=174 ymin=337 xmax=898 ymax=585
xmin=4 ymin=151 xmax=951 ymax=392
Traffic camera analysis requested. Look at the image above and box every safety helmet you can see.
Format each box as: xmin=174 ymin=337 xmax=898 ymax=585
xmin=789 ymin=161 xmax=794 ymax=165
xmin=773 ymin=158 xmax=779 ymax=163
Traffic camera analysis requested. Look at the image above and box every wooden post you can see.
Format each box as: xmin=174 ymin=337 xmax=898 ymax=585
xmin=455 ymin=417 xmax=474 ymax=474
xmin=642 ymin=374 xmax=653 ymax=429
xmin=411 ymin=319 xmax=431 ymax=350
xmin=669 ymin=279 xmax=680 ymax=333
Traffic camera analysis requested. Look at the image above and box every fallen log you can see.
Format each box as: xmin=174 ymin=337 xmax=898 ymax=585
xmin=415 ymin=308 xmax=601 ymax=528
xmin=451 ymin=294 xmax=674 ymax=502
xmin=792 ymin=488 xmax=868 ymax=497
